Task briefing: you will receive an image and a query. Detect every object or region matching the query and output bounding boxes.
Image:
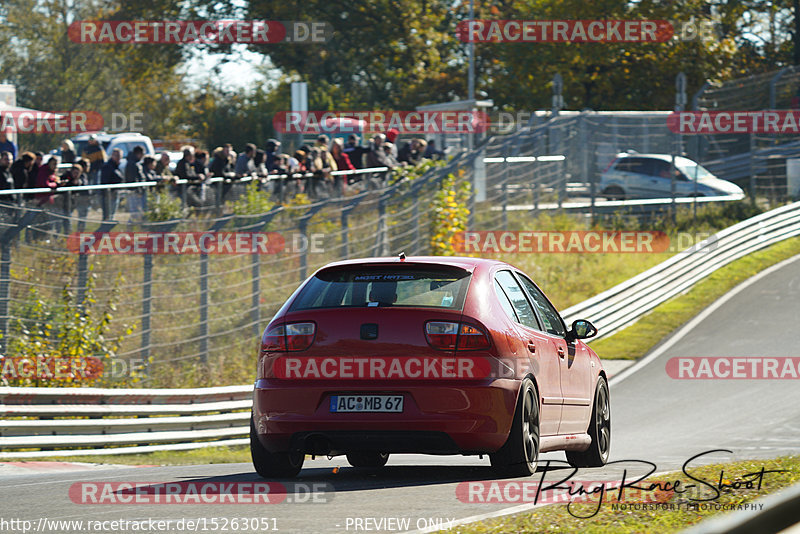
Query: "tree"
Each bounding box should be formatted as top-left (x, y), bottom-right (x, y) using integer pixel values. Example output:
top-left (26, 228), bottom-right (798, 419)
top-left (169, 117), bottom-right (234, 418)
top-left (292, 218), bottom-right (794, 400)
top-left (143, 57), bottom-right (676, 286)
top-left (0, 0), bottom-right (187, 151)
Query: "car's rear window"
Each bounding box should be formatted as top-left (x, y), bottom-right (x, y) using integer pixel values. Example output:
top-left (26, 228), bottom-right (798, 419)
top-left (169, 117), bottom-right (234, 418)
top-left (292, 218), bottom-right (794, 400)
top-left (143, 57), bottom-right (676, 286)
top-left (290, 266), bottom-right (471, 311)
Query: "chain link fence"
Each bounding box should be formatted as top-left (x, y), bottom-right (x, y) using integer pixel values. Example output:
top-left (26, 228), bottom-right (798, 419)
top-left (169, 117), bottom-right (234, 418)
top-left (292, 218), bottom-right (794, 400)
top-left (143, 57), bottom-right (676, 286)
top-left (0, 167), bottom-right (464, 387)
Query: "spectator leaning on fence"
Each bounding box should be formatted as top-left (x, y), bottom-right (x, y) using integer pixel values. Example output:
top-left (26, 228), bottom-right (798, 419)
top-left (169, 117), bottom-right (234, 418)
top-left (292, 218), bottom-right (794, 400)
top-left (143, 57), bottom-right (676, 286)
top-left (344, 134), bottom-right (364, 169)
top-left (366, 133), bottom-right (395, 169)
top-left (60, 139), bottom-right (76, 164)
top-left (62, 163), bottom-right (89, 231)
top-left (331, 138), bottom-right (354, 194)
top-left (0, 151), bottom-right (14, 190)
top-left (11, 152), bottom-right (34, 190)
top-left (253, 149), bottom-right (268, 177)
top-left (424, 138), bottom-right (444, 159)
top-left (155, 152), bottom-right (174, 179)
top-left (142, 156), bottom-right (157, 181)
top-left (29, 152), bottom-right (44, 188)
top-left (265, 139), bottom-right (281, 173)
top-left (73, 159), bottom-right (91, 208)
top-left (100, 148), bottom-right (123, 220)
top-left (35, 156), bottom-right (60, 206)
top-left (398, 138), bottom-right (426, 165)
top-left (82, 134), bottom-right (106, 185)
top-left (0, 132), bottom-right (17, 160)
top-left (235, 143), bottom-right (256, 178)
top-left (210, 145), bottom-right (235, 178)
top-left (385, 128), bottom-right (399, 159)
top-left (175, 146), bottom-right (199, 180)
top-left (125, 145), bottom-right (146, 220)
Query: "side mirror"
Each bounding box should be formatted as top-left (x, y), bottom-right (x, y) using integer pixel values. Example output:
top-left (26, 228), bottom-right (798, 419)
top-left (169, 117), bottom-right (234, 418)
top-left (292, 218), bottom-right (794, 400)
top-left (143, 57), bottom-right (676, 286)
top-left (566, 319), bottom-right (597, 342)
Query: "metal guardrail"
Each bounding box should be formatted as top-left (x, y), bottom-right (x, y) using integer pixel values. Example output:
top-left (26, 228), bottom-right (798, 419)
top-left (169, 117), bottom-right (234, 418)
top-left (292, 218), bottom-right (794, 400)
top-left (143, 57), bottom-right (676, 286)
top-left (2, 202), bottom-right (800, 457)
top-left (0, 385), bottom-right (252, 458)
top-left (561, 200), bottom-right (800, 339)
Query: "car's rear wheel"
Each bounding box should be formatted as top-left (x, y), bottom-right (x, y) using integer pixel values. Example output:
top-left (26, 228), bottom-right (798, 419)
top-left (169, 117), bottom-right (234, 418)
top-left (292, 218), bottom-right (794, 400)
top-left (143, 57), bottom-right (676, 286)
top-left (566, 377), bottom-right (611, 468)
top-left (490, 378), bottom-right (539, 476)
top-left (346, 452), bottom-right (389, 468)
top-left (601, 186), bottom-right (625, 200)
top-left (250, 415), bottom-right (304, 478)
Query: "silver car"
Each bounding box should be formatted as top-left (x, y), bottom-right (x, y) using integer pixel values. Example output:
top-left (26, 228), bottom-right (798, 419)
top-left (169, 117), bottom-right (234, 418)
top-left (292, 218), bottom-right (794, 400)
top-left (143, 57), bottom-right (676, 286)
top-left (600, 153), bottom-right (744, 200)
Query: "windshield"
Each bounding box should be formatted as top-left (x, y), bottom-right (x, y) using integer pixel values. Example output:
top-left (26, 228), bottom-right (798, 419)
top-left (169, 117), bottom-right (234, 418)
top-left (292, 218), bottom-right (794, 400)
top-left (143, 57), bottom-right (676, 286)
top-left (290, 266), bottom-right (471, 311)
top-left (675, 159), bottom-right (717, 181)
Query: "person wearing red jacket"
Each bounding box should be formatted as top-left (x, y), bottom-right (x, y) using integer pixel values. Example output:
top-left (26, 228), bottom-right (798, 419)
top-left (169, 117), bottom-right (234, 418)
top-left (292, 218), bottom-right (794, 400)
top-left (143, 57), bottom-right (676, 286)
top-left (35, 156), bottom-right (60, 206)
top-left (331, 138), bottom-right (354, 196)
top-left (31, 156), bottom-right (61, 241)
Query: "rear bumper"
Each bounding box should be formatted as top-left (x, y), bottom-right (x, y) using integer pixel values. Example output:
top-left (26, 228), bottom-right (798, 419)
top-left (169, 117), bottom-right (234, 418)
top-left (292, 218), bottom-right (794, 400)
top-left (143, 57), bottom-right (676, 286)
top-left (252, 378), bottom-right (520, 455)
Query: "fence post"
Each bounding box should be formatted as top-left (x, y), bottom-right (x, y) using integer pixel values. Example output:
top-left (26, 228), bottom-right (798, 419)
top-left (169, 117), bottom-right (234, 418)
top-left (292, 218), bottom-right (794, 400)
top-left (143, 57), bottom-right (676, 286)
top-left (339, 193), bottom-right (368, 260)
top-left (198, 218), bottom-right (234, 364)
top-left (749, 133), bottom-right (757, 205)
top-left (502, 159), bottom-right (509, 231)
top-left (141, 253), bottom-right (152, 364)
top-left (373, 194), bottom-right (390, 256)
top-left (0, 244), bottom-right (10, 353)
top-left (64, 192), bottom-right (73, 234)
top-left (251, 208), bottom-right (282, 337)
top-left (297, 203), bottom-right (326, 281)
top-left (199, 252), bottom-right (209, 363)
top-left (581, 113), bottom-right (594, 225)
top-left (76, 222), bottom-right (117, 306)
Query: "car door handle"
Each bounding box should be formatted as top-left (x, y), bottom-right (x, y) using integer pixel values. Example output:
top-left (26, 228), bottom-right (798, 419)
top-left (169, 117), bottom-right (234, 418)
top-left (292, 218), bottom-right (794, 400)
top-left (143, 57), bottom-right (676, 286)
top-left (557, 346), bottom-right (565, 358)
top-left (527, 342), bottom-right (536, 353)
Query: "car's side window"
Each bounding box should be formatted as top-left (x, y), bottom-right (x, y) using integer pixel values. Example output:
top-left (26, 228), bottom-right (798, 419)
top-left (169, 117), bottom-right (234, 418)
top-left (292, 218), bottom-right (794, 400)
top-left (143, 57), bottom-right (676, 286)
top-left (494, 280), bottom-right (519, 323)
top-left (495, 271), bottom-right (540, 330)
top-left (650, 159), bottom-right (672, 178)
top-left (618, 157), bottom-right (652, 176)
top-left (515, 273), bottom-right (567, 337)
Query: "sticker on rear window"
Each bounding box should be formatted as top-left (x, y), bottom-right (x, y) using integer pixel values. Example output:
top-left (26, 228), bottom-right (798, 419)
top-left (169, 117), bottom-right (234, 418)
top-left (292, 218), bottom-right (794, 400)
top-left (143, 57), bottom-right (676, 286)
top-left (353, 274), bottom-right (416, 281)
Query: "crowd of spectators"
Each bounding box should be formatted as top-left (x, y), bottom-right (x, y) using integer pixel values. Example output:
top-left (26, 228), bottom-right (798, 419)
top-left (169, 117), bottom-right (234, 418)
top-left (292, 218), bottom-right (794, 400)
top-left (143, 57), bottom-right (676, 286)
top-left (0, 129), bottom-right (446, 235)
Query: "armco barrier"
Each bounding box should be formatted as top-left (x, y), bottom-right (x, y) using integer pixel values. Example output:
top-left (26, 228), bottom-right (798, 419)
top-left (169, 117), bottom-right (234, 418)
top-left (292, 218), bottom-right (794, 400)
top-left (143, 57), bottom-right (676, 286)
top-left (562, 200), bottom-right (800, 339)
top-left (0, 385), bottom-right (252, 458)
top-left (2, 202), bottom-right (800, 457)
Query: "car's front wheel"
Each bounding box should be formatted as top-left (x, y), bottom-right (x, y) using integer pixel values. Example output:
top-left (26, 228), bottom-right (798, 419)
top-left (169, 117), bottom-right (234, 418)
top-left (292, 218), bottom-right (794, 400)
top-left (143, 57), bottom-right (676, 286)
top-left (490, 378), bottom-right (539, 476)
top-left (566, 377), bottom-right (611, 468)
top-left (250, 415), bottom-right (304, 478)
top-left (346, 452), bottom-right (389, 468)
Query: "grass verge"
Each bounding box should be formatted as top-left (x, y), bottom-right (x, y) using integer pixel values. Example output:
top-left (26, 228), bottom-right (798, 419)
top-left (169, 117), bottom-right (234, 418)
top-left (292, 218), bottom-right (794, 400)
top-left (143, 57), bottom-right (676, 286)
top-left (445, 455), bottom-right (800, 534)
top-left (589, 235), bottom-right (800, 360)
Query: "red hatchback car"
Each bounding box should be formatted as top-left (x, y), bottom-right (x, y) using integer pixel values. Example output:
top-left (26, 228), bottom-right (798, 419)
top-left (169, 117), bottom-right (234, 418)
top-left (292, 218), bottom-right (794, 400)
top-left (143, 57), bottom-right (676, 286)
top-left (251, 256), bottom-right (610, 477)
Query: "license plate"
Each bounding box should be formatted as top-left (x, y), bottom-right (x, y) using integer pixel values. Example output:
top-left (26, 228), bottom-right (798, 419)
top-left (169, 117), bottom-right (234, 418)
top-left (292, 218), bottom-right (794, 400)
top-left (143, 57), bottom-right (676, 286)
top-left (329, 395), bottom-right (403, 413)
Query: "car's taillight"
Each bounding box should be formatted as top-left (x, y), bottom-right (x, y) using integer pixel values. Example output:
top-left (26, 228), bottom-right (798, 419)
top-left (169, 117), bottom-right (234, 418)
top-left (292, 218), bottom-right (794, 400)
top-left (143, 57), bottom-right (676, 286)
top-left (262, 324), bottom-right (286, 352)
top-left (425, 321), bottom-right (491, 351)
top-left (261, 322), bottom-right (316, 352)
top-left (602, 157), bottom-right (618, 173)
top-left (285, 322), bottom-right (315, 351)
top-left (457, 324), bottom-right (491, 350)
top-left (425, 321), bottom-right (459, 350)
